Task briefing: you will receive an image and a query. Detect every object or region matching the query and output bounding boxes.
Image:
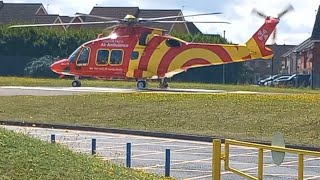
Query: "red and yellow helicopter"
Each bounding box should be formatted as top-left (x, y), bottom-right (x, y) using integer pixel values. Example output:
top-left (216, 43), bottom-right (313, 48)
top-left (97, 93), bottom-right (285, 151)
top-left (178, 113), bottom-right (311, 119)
top-left (10, 5), bottom-right (293, 89)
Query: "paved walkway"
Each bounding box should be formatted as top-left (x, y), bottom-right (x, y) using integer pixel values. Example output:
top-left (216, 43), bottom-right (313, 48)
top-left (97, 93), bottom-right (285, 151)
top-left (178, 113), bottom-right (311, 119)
top-left (2, 125), bottom-right (320, 180)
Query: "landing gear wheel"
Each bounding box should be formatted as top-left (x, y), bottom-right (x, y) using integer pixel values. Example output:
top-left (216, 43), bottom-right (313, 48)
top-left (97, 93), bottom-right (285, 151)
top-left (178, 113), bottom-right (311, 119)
top-left (159, 82), bottom-right (168, 89)
top-left (72, 80), bottom-right (81, 87)
top-left (159, 78), bottom-right (169, 89)
top-left (137, 80), bottom-right (146, 90)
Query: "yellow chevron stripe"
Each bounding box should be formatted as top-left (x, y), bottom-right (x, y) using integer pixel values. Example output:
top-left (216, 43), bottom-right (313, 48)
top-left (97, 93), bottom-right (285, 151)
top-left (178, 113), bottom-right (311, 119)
top-left (246, 38), bottom-right (262, 59)
top-left (168, 48), bottom-right (223, 72)
top-left (223, 45), bottom-right (251, 62)
top-left (147, 39), bottom-right (171, 74)
top-left (126, 42), bottom-right (146, 78)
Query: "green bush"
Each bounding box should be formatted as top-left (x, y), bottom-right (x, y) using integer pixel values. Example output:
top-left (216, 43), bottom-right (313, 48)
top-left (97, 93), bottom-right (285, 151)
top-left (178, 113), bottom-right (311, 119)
top-left (24, 55), bottom-right (58, 77)
top-left (0, 26), bottom-right (99, 57)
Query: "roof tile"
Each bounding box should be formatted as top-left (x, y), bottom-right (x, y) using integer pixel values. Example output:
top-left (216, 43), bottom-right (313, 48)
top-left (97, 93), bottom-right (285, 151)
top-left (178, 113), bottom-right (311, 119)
top-left (0, 2), bottom-right (44, 24)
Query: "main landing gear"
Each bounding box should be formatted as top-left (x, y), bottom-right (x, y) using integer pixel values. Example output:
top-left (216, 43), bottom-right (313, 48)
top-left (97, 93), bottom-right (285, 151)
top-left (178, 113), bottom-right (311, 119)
top-left (72, 76), bottom-right (81, 87)
top-left (159, 78), bottom-right (169, 89)
top-left (136, 78), bottom-right (169, 90)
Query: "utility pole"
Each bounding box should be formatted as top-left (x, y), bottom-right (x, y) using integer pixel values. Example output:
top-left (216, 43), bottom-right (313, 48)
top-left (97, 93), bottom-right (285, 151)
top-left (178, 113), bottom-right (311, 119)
top-left (222, 30), bottom-right (226, 84)
top-left (46, 4), bottom-right (49, 13)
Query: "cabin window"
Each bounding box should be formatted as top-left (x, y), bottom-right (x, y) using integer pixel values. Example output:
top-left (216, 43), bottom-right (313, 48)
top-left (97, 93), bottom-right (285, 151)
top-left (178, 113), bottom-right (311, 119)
top-left (166, 39), bottom-right (181, 47)
top-left (69, 46), bottom-right (81, 63)
top-left (110, 50), bottom-right (123, 65)
top-left (131, 51), bottom-right (139, 60)
top-left (139, 32), bottom-right (151, 46)
top-left (96, 50), bottom-right (109, 65)
top-left (77, 47), bottom-right (90, 65)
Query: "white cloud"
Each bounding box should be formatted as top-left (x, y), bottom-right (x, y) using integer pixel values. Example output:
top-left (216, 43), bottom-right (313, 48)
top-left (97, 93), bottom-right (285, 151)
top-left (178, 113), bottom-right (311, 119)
top-left (4, 0), bottom-right (320, 45)
top-left (184, 0), bottom-right (319, 45)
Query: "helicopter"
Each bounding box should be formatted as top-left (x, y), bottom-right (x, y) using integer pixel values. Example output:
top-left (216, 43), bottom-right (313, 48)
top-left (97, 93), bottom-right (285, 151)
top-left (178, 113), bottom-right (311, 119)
top-left (9, 5), bottom-right (293, 89)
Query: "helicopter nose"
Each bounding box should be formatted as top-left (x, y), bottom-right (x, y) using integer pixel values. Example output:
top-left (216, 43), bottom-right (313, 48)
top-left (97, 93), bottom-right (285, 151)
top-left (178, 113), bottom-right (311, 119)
top-left (50, 59), bottom-right (70, 74)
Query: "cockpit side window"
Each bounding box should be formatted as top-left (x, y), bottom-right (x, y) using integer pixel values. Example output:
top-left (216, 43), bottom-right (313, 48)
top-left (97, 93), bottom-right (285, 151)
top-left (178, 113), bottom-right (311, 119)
top-left (77, 47), bottom-right (90, 65)
top-left (166, 39), bottom-right (181, 48)
top-left (69, 46), bottom-right (81, 63)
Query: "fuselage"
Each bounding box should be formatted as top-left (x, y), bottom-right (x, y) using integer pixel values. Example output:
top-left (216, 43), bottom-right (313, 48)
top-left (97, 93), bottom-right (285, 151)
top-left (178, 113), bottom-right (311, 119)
top-left (51, 22), bottom-right (275, 79)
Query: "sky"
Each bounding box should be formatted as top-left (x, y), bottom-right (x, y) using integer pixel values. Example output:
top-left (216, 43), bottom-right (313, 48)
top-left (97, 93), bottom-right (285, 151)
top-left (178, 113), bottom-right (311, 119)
top-left (5, 0), bottom-right (320, 45)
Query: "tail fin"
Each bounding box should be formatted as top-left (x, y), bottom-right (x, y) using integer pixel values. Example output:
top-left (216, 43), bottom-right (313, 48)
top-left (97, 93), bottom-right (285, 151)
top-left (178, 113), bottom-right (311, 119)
top-left (245, 17), bottom-right (279, 59)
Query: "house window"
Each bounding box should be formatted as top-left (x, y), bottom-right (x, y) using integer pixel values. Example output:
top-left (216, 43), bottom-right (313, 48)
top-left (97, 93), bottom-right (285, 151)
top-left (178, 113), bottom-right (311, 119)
top-left (96, 50), bottom-right (109, 65)
top-left (131, 51), bottom-right (139, 60)
top-left (110, 50), bottom-right (123, 65)
top-left (77, 47), bottom-right (90, 65)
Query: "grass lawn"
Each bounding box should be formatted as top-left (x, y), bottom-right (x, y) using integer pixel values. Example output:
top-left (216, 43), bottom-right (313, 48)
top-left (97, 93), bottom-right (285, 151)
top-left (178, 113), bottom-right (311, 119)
top-left (0, 128), bottom-right (171, 180)
top-left (0, 76), bottom-right (319, 94)
top-left (0, 93), bottom-right (319, 147)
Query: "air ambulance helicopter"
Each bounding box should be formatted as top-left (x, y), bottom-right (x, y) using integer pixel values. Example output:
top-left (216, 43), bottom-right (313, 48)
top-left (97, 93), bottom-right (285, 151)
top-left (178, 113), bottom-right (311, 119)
top-left (10, 5), bottom-right (293, 89)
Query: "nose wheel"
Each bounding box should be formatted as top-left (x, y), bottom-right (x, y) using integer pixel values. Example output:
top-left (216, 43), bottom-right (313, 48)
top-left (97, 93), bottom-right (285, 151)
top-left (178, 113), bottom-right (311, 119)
top-left (72, 80), bottom-right (81, 87)
top-left (137, 80), bottom-right (147, 90)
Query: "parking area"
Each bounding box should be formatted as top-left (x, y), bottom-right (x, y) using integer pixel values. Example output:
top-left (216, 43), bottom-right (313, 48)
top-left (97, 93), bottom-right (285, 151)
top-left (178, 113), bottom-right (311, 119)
top-left (2, 125), bottom-right (320, 180)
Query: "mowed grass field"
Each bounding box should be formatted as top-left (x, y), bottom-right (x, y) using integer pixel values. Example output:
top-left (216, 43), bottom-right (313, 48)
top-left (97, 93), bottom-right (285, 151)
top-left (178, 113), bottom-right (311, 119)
top-left (0, 128), bottom-right (171, 180)
top-left (0, 86), bottom-right (320, 147)
top-left (0, 76), bottom-right (319, 94)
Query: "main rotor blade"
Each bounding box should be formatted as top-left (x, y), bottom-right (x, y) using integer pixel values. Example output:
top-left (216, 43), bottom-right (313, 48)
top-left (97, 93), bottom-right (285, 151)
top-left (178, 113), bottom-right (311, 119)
top-left (75, 13), bottom-right (120, 21)
top-left (252, 8), bottom-right (268, 18)
top-left (278, 4), bottom-right (294, 18)
top-left (9, 21), bottom-right (119, 28)
top-left (142, 12), bottom-right (222, 21)
top-left (104, 24), bottom-right (120, 30)
top-left (149, 20), bottom-right (231, 24)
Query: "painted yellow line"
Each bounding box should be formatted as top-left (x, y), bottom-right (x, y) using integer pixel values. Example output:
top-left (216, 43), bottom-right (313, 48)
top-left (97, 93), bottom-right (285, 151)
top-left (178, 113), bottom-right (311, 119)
top-left (103, 157), bottom-right (183, 162)
top-left (243, 172), bottom-right (316, 177)
top-left (176, 152), bottom-right (211, 155)
top-left (141, 157), bottom-right (212, 170)
top-left (104, 139), bottom-right (175, 152)
top-left (186, 174), bottom-right (212, 180)
top-left (222, 157), bottom-right (320, 175)
top-left (305, 175), bottom-right (320, 180)
top-left (281, 165), bottom-right (320, 168)
top-left (136, 167), bottom-right (211, 173)
top-left (130, 146), bottom-right (210, 159)
top-left (132, 157), bottom-right (182, 162)
top-left (230, 151), bottom-right (259, 157)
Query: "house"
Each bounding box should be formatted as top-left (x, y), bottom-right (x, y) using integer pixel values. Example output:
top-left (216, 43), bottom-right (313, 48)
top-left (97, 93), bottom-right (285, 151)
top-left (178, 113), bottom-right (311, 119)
top-left (34, 14), bottom-right (66, 30)
top-left (138, 9), bottom-right (188, 34)
top-left (245, 44), bottom-right (296, 82)
top-left (281, 5), bottom-right (320, 88)
top-left (0, 1), bottom-right (47, 24)
top-left (0, 1), bottom-right (73, 30)
top-left (0, 1), bottom-right (202, 34)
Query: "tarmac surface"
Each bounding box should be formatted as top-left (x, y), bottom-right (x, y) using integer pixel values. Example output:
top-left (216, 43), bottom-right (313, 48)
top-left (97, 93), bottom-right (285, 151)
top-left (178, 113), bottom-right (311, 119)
top-left (0, 86), bottom-right (266, 96)
top-left (2, 125), bottom-right (320, 180)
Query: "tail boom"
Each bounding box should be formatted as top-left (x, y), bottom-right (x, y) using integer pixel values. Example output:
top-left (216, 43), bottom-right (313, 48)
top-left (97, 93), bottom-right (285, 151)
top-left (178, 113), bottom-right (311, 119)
top-left (245, 17), bottom-right (279, 59)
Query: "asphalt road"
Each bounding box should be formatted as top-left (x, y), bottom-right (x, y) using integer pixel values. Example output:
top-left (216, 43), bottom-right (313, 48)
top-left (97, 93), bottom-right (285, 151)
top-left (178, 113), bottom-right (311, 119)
top-left (0, 86), bottom-right (263, 96)
top-left (2, 125), bottom-right (320, 180)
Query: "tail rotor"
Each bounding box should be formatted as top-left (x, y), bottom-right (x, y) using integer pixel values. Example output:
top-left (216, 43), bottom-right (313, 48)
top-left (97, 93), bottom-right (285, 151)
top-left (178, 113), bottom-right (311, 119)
top-left (251, 4), bottom-right (294, 44)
